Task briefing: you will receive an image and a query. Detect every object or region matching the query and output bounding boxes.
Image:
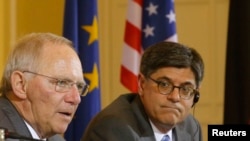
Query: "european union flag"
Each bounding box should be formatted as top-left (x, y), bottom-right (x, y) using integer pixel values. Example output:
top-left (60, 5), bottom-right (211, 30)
top-left (63, 0), bottom-right (101, 141)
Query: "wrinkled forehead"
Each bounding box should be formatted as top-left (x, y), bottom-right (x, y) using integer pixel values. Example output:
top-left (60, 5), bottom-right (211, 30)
top-left (39, 43), bottom-right (82, 73)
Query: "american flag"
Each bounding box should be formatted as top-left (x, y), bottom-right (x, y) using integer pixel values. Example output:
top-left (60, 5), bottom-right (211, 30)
top-left (120, 0), bottom-right (178, 92)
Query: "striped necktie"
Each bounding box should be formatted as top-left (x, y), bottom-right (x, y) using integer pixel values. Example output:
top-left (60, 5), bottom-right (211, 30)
top-left (161, 135), bottom-right (170, 141)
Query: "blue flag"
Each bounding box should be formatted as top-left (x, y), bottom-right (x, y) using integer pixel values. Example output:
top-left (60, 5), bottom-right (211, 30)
top-left (63, 0), bottom-right (101, 141)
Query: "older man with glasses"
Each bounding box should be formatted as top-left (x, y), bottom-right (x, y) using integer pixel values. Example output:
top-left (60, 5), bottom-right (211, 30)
top-left (0, 32), bottom-right (89, 141)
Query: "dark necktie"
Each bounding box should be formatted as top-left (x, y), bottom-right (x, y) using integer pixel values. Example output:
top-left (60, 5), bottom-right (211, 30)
top-left (161, 135), bottom-right (170, 141)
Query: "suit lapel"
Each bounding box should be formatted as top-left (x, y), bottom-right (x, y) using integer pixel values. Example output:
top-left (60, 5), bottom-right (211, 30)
top-left (2, 98), bottom-right (32, 137)
top-left (131, 95), bottom-right (156, 141)
top-left (173, 126), bottom-right (192, 141)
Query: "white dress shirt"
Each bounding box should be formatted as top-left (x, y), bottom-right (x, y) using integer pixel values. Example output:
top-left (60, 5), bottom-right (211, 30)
top-left (24, 120), bottom-right (47, 141)
top-left (149, 119), bottom-right (173, 141)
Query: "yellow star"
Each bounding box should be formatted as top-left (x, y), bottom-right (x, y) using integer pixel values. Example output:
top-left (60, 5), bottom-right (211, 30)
top-left (84, 63), bottom-right (99, 92)
top-left (82, 16), bottom-right (98, 45)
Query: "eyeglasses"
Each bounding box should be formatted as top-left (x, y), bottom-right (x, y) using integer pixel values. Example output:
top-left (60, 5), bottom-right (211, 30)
top-left (23, 71), bottom-right (89, 96)
top-left (148, 77), bottom-right (197, 100)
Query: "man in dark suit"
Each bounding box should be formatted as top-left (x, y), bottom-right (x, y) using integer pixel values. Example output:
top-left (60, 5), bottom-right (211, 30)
top-left (0, 33), bottom-right (89, 141)
top-left (81, 41), bottom-right (203, 141)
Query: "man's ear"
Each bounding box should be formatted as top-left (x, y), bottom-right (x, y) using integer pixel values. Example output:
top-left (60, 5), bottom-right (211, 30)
top-left (11, 71), bottom-right (28, 99)
top-left (138, 73), bottom-right (145, 95)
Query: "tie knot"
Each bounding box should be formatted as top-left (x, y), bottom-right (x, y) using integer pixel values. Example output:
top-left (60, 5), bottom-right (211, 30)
top-left (161, 135), bottom-right (170, 141)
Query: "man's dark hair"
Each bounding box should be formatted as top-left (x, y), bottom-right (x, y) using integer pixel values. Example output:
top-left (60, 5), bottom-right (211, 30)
top-left (140, 41), bottom-right (204, 87)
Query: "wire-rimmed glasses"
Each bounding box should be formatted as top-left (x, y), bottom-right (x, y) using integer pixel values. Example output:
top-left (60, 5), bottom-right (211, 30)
top-left (23, 71), bottom-right (89, 96)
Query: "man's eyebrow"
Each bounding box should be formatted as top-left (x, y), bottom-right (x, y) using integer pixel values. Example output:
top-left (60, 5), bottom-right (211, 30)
top-left (157, 76), bottom-right (195, 86)
top-left (54, 77), bottom-right (84, 83)
top-left (156, 76), bottom-right (171, 81)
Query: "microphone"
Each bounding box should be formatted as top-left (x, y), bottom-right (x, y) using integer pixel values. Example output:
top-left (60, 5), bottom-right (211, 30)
top-left (0, 127), bottom-right (43, 141)
top-left (0, 129), bottom-right (4, 141)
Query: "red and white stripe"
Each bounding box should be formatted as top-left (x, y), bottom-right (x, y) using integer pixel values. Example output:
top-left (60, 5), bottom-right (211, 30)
top-left (121, 0), bottom-right (143, 92)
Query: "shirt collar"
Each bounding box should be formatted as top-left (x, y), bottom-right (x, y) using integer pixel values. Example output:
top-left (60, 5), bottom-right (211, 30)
top-left (24, 120), bottom-right (47, 141)
top-left (149, 119), bottom-right (172, 141)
